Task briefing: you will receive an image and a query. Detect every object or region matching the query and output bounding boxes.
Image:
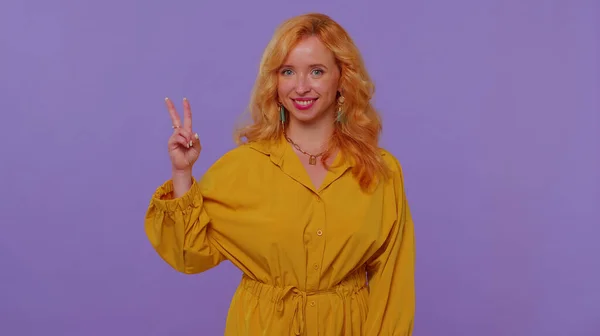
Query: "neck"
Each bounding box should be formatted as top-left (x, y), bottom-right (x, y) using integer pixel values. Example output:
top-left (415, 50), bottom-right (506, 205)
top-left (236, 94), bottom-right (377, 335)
top-left (285, 118), bottom-right (335, 153)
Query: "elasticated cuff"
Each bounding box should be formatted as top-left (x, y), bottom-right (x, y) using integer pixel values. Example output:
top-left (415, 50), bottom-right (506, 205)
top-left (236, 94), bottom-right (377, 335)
top-left (150, 177), bottom-right (203, 212)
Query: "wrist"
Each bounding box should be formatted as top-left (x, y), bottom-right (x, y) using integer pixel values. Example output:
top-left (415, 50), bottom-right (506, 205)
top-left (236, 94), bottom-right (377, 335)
top-left (172, 168), bottom-right (192, 177)
top-left (171, 168), bottom-right (193, 198)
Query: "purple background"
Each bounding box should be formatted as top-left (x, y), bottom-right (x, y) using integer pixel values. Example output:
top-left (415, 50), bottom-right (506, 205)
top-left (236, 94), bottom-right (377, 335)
top-left (1, 0), bottom-right (599, 335)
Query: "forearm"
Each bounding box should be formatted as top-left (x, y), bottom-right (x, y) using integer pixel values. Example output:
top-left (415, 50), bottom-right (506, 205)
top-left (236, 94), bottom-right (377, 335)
top-left (145, 177), bottom-right (225, 274)
top-left (172, 169), bottom-right (193, 198)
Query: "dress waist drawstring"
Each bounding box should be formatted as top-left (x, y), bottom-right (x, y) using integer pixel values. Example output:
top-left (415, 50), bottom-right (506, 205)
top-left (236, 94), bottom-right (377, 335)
top-left (240, 270), bottom-right (367, 335)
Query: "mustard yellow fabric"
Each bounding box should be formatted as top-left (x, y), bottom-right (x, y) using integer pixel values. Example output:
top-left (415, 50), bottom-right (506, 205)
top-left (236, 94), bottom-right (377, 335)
top-left (145, 135), bottom-right (416, 335)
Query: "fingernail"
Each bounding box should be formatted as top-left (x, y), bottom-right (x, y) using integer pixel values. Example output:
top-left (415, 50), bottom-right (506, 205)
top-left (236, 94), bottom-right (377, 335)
top-left (165, 97), bottom-right (169, 101)
top-left (183, 97), bottom-right (188, 101)
top-left (194, 133), bottom-right (199, 139)
top-left (189, 140), bottom-right (193, 147)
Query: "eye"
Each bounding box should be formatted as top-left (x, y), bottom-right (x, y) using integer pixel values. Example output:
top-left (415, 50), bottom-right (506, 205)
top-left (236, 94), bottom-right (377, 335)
top-left (312, 69), bottom-right (324, 76)
top-left (281, 69), bottom-right (294, 76)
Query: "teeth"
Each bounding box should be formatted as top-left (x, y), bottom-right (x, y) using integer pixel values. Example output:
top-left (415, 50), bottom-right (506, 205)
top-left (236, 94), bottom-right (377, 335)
top-left (295, 100), bottom-right (314, 106)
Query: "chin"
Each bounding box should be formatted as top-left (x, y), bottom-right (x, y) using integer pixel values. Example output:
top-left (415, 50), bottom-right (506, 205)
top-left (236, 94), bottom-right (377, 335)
top-left (291, 111), bottom-right (316, 122)
top-left (289, 110), bottom-right (325, 124)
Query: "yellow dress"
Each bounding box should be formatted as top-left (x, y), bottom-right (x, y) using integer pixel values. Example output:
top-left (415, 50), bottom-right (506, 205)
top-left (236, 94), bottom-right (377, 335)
top-left (145, 136), bottom-right (416, 335)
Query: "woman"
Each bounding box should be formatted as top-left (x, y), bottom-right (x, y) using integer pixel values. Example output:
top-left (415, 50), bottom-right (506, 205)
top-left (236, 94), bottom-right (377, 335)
top-left (145, 12), bottom-right (415, 335)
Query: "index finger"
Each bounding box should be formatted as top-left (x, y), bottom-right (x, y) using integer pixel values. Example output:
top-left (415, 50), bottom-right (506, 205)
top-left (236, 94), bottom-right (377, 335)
top-left (165, 97), bottom-right (181, 127)
top-left (183, 97), bottom-right (192, 131)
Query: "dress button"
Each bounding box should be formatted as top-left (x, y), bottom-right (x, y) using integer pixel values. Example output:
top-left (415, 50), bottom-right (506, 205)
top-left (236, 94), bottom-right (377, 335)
top-left (310, 301), bottom-right (316, 307)
top-left (316, 229), bottom-right (323, 236)
top-left (313, 264), bottom-right (319, 270)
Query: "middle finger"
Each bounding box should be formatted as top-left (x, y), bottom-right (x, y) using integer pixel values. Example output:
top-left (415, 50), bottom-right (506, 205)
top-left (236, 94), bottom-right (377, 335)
top-left (183, 98), bottom-right (192, 132)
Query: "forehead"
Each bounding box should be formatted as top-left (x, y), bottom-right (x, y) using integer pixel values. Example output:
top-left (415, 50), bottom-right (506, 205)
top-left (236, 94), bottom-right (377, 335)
top-left (283, 36), bottom-right (336, 66)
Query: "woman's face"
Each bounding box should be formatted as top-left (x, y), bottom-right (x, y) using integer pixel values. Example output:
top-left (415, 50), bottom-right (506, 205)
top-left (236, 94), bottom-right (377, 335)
top-left (277, 36), bottom-right (340, 125)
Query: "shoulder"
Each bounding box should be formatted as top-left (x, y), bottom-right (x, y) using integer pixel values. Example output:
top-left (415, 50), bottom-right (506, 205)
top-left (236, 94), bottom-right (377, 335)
top-left (376, 147), bottom-right (409, 192)
top-left (214, 143), bottom-right (258, 163)
top-left (377, 148), bottom-right (411, 204)
top-left (205, 143), bottom-right (263, 174)
top-left (202, 140), bottom-right (275, 178)
top-left (198, 143), bottom-right (266, 192)
top-left (378, 148), bottom-right (404, 175)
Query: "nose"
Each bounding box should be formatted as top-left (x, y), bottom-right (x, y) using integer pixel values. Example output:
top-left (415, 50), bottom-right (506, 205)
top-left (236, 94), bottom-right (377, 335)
top-left (294, 75), bottom-right (311, 95)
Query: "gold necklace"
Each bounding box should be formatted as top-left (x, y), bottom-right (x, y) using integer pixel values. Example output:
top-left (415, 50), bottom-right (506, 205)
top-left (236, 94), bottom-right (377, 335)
top-left (283, 131), bottom-right (326, 165)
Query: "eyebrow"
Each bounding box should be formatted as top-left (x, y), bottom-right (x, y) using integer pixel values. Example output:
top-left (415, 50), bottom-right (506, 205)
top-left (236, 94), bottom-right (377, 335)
top-left (280, 63), bottom-right (329, 69)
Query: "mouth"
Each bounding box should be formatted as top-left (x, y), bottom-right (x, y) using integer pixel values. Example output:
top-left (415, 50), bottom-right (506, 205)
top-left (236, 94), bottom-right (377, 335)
top-left (292, 98), bottom-right (318, 110)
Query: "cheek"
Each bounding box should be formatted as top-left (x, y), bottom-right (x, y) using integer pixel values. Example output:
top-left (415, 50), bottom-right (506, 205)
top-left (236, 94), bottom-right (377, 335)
top-left (277, 80), bottom-right (294, 97)
top-left (313, 80), bottom-right (338, 100)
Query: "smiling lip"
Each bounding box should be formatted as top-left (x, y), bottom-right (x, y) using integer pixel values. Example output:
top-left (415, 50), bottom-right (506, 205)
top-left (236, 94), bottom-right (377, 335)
top-left (292, 98), bottom-right (318, 110)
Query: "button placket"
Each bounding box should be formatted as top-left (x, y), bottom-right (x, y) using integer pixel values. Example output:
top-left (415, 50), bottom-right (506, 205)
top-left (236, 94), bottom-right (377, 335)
top-left (306, 192), bottom-right (326, 292)
top-left (304, 192), bottom-right (328, 334)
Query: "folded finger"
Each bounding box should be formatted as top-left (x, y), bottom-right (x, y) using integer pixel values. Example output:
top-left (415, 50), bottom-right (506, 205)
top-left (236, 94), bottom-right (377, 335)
top-left (174, 127), bottom-right (193, 142)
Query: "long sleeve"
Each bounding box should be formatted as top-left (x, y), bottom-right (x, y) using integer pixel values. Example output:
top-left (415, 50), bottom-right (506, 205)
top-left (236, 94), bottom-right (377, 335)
top-left (144, 177), bottom-right (226, 274)
top-left (363, 158), bottom-right (416, 335)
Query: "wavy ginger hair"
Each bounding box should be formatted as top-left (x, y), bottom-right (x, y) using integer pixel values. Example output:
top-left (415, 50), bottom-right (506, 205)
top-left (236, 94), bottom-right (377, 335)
top-left (235, 13), bottom-right (390, 191)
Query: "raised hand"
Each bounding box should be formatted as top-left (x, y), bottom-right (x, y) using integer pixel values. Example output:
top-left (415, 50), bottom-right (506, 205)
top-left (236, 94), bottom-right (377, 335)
top-left (166, 97), bottom-right (201, 173)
